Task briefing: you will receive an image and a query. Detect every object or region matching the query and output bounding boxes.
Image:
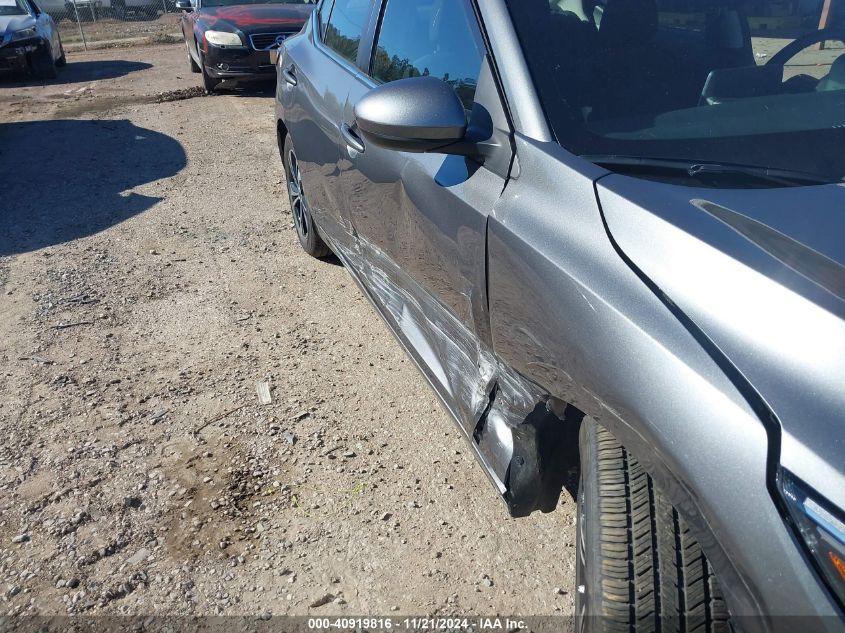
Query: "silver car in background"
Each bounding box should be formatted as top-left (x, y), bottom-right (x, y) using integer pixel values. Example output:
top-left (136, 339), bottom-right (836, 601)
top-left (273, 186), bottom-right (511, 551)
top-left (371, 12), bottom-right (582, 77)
top-left (275, 0), bottom-right (845, 630)
top-left (0, 0), bottom-right (64, 77)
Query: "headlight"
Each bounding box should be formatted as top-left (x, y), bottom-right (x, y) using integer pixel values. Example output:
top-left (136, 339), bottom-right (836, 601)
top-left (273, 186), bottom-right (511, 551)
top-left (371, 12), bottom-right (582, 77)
top-left (780, 469), bottom-right (845, 608)
top-left (11, 27), bottom-right (37, 40)
top-left (205, 30), bottom-right (242, 47)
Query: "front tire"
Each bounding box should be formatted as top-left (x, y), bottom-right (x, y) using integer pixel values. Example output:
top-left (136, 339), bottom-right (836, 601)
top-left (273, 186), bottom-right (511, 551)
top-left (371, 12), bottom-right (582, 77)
top-left (198, 46), bottom-right (219, 93)
top-left (282, 134), bottom-right (330, 259)
top-left (33, 46), bottom-right (57, 79)
top-left (576, 418), bottom-right (729, 633)
top-left (56, 39), bottom-right (66, 67)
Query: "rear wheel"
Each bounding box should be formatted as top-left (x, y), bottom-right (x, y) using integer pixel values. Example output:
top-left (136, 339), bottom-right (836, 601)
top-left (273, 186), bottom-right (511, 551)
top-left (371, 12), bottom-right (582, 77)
top-left (283, 134), bottom-right (330, 258)
top-left (576, 418), bottom-right (730, 633)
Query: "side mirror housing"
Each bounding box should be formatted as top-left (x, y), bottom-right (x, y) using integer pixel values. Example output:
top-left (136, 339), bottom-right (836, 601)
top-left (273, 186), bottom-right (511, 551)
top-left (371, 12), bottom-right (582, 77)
top-left (175, 0), bottom-right (192, 11)
top-left (354, 76), bottom-right (471, 155)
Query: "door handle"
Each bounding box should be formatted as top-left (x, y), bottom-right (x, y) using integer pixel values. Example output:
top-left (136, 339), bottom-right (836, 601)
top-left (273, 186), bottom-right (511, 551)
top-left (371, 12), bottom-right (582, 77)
top-left (282, 66), bottom-right (297, 86)
top-left (341, 122), bottom-right (365, 154)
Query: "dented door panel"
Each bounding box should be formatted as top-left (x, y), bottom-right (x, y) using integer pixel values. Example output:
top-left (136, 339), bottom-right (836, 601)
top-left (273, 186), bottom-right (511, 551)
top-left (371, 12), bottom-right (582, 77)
top-left (339, 84), bottom-right (496, 345)
top-left (323, 226), bottom-right (567, 517)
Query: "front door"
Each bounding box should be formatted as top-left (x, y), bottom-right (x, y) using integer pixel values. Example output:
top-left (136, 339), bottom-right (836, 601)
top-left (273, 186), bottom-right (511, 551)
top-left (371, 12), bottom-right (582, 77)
top-left (336, 0), bottom-right (514, 433)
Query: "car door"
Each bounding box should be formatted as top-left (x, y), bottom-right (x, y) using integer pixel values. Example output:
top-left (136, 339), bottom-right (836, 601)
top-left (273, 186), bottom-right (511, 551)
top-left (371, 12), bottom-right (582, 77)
top-left (278, 0), bottom-right (373, 255)
top-left (336, 0), bottom-right (515, 435)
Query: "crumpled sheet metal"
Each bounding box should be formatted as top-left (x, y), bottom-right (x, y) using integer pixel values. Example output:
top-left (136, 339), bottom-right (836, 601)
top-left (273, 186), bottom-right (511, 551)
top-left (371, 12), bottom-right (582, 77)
top-left (334, 236), bottom-right (557, 503)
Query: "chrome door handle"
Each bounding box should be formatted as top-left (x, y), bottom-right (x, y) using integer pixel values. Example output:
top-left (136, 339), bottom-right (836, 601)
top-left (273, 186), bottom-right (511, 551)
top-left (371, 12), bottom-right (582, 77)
top-left (341, 122), bottom-right (365, 154)
top-left (282, 66), bottom-right (297, 86)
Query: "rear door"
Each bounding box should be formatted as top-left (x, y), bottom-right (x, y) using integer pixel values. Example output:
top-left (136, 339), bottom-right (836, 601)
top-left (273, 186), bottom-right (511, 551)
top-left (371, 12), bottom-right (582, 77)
top-left (336, 0), bottom-right (515, 434)
top-left (278, 0), bottom-right (373, 253)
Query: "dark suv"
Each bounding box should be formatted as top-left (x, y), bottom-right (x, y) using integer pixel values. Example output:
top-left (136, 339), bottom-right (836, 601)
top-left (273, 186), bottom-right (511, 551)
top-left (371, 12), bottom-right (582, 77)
top-left (274, 0), bottom-right (845, 629)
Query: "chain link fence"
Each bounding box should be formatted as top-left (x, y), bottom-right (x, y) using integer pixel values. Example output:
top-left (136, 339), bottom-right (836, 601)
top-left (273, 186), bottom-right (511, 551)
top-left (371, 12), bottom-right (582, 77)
top-left (43, 0), bottom-right (181, 50)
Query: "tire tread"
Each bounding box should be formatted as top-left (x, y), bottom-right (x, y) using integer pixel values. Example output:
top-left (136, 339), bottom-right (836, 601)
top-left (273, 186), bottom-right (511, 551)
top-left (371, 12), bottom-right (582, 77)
top-left (585, 423), bottom-right (729, 633)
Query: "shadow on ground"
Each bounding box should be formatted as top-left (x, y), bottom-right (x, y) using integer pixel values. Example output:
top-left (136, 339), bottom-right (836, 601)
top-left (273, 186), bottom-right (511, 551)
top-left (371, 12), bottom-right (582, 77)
top-left (216, 79), bottom-right (276, 98)
top-left (0, 60), bottom-right (152, 86)
top-left (0, 118), bottom-right (186, 256)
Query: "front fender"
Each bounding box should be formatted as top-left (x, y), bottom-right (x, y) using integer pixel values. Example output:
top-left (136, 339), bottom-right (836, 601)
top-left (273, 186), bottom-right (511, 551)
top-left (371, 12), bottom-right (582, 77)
top-left (487, 135), bottom-right (834, 628)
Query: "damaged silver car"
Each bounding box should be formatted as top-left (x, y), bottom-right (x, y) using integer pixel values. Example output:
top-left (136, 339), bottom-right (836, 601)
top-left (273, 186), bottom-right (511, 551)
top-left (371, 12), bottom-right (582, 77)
top-left (275, 0), bottom-right (845, 629)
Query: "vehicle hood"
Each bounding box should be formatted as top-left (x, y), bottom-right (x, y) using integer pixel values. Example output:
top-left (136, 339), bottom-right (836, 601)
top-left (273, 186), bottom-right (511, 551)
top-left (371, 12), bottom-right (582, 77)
top-left (198, 3), bottom-right (312, 33)
top-left (0, 14), bottom-right (35, 35)
top-left (597, 178), bottom-right (845, 510)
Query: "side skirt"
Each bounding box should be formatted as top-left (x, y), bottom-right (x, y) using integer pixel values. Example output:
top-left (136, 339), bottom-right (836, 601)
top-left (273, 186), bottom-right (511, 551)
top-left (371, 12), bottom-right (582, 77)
top-left (319, 228), bottom-right (577, 517)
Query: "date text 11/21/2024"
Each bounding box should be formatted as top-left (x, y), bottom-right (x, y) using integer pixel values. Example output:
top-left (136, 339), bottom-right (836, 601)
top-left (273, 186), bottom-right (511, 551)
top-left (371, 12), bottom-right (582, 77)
top-left (307, 617), bottom-right (528, 630)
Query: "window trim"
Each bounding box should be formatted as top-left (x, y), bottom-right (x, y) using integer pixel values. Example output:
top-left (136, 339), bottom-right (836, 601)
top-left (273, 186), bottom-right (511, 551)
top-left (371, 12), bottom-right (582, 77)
top-left (365, 0), bottom-right (487, 89)
top-left (312, 0), bottom-right (378, 76)
top-left (363, 0), bottom-right (515, 128)
top-left (315, 0), bottom-right (334, 41)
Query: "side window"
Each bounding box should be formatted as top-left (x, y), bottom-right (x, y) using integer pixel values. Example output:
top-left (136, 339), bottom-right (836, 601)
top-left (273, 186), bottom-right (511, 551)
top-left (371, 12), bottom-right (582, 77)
top-left (323, 0), bottom-right (369, 64)
top-left (317, 0), bottom-right (334, 40)
top-left (370, 0), bottom-right (485, 110)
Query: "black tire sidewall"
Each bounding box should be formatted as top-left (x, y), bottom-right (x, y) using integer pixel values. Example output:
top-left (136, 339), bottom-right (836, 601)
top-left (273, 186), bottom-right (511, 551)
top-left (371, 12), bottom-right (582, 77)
top-left (34, 45), bottom-right (57, 79)
top-left (576, 418), bottom-right (605, 631)
top-left (198, 47), bottom-right (219, 93)
top-left (55, 39), bottom-right (66, 66)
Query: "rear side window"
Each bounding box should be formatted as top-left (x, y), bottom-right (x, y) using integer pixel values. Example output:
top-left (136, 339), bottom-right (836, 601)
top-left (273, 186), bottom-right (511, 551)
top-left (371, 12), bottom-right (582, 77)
top-left (323, 0), bottom-right (370, 64)
top-left (370, 0), bottom-right (485, 110)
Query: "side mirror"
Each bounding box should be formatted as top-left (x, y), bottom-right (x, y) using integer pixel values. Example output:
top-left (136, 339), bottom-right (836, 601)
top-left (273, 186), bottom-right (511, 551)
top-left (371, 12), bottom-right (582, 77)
top-left (175, 0), bottom-right (192, 11)
top-left (353, 76), bottom-right (470, 154)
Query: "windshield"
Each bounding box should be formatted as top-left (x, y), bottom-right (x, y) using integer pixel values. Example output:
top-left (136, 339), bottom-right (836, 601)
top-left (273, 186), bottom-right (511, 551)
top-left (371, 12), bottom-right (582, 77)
top-left (506, 0), bottom-right (845, 184)
top-left (201, 0), bottom-right (311, 7)
top-left (0, 0), bottom-right (29, 16)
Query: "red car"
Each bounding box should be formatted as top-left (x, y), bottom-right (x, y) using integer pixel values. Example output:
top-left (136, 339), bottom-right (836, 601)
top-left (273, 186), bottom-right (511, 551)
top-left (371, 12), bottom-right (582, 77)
top-left (177, 0), bottom-right (314, 92)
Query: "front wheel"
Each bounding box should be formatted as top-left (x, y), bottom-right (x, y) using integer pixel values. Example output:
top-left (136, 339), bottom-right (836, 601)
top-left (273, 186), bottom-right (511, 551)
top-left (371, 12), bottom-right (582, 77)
top-left (282, 134), bottom-right (330, 258)
top-left (33, 45), bottom-right (57, 79)
top-left (55, 38), bottom-right (66, 67)
top-left (576, 418), bottom-right (729, 633)
top-left (198, 47), bottom-right (219, 93)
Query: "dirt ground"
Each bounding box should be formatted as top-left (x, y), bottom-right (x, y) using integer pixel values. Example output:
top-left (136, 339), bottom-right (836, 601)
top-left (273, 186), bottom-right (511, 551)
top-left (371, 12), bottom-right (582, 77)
top-left (57, 13), bottom-right (182, 50)
top-left (0, 44), bottom-right (577, 618)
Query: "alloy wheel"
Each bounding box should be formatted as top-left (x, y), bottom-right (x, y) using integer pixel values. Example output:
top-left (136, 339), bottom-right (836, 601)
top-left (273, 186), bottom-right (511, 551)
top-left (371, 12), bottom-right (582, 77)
top-left (287, 149), bottom-right (309, 241)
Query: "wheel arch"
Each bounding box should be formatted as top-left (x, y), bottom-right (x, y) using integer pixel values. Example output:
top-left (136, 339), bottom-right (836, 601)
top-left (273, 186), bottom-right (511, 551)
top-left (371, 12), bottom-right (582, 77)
top-left (277, 119), bottom-right (289, 158)
top-left (481, 136), bottom-right (806, 620)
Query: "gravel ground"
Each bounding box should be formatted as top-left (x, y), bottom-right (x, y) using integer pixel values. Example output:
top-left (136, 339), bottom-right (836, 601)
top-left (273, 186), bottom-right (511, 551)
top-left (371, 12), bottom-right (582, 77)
top-left (56, 13), bottom-right (181, 50)
top-left (0, 44), bottom-right (577, 619)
